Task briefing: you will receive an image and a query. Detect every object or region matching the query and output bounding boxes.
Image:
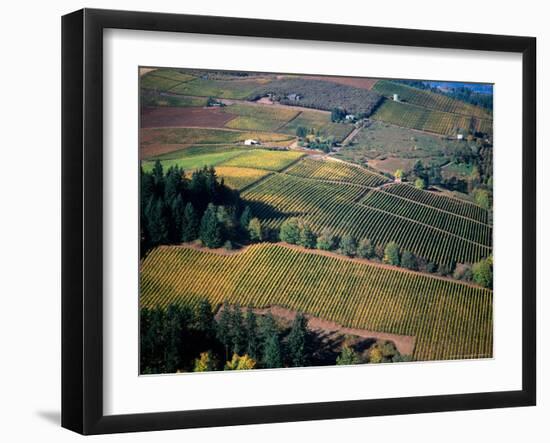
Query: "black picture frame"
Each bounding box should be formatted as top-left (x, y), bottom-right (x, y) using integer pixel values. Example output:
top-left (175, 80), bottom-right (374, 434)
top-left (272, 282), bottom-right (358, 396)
top-left (62, 8), bottom-right (537, 435)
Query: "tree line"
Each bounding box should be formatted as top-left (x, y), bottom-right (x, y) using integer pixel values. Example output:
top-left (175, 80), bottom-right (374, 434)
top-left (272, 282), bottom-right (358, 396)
top-left (278, 217), bottom-right (492, 288)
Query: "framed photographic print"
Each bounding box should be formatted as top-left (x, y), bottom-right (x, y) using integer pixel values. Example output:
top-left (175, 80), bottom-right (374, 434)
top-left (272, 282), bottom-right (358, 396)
top-left (62, 8), bottom-right (536, 435)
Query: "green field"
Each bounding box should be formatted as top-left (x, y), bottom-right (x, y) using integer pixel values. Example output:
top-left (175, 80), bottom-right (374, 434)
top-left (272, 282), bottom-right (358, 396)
top-left (140, 243), bottom-right (493, 361)
top-left (371, 99), bottom-right (492, 136)
top-left (142, 149), bottom-right (248, 172)
top-left (372, 80), bottom-right (492, 119)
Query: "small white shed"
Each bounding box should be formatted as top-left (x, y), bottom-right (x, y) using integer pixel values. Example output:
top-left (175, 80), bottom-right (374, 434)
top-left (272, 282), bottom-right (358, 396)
top-left (244, 139), bottom-right (260, 146)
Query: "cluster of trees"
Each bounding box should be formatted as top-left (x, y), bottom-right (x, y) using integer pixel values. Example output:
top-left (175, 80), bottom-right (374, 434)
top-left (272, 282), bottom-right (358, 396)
top-left (141, 300), bottom-right (410, 374)
top-left (141, 161), bottom-right (265, 256)
top-left (141, 301), bottom-right (319, 373)
top-left (295, 126), bottom-right (336, 153)
top-left (330, 107), bottom-right (348, 122)
top-left (401, 148), bottom-right (493, 211)
top-left (278, 218), bottom-right (492, 287)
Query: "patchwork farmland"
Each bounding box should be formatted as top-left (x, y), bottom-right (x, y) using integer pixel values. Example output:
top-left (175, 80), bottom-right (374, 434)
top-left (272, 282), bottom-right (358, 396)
top-left (139, 67), bottom-right (494, 372)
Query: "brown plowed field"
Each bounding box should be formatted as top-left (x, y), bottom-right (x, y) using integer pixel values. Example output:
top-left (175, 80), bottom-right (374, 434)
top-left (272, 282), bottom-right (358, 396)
top-left (305, 75), bottom-right (379, 90)
top-left (140, 106), bottom-right (236, 129)
top-left (140, 143), bottom-right (190, 160)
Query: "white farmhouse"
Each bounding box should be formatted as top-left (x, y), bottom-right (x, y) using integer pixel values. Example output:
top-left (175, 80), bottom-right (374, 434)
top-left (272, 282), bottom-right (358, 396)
top-left (456, 134), bottom-right (464, 140)
top-left (244, 139), bottom-right (260, 146)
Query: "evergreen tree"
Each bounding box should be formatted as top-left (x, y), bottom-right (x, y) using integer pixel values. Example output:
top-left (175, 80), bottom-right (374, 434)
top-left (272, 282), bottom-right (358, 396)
top-left (287, 313), bottom-right (308, 367)
top-left (164, 165), bottom-right (184, 204)
top-left (340, 234), bottom-right (357, 257)
top-left (244, 306), bottom-right (259, 360)
top-left (170, 194), bottom-right (185, 243)
top-left (279, 217), bottom-right (301, 244)
top-left (230, 304), bottom-right (245, 355)
top-left (384, 241), bottom-right (401, 266)
top-left (263, 333), bottom-right (282, 369)
top-left (164, 305), bottom-right (183, 373)
top-left (181, 202), bottom-right (199, 242)
top-left (259, 314), bottom-right (282, 368)
top-left (357, 238), bottom-right (374, 259)
top-left (239, 206), bottom-right (252, 238)
top-left (146, 197), bottom-right (169, 245)
top-left (217, 302), bottom-right (232, 361)
top-left (152, 160), bottom-right (164, 196)
top-left (200, 203), bottom-right (223, 248)
top-left (196, 299), bottom-right (215, 342)
top-left (298, 223), bottom-right (316, 249)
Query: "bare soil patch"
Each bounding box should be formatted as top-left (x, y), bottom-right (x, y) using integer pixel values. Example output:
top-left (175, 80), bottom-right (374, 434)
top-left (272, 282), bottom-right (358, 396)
top-left (141, 106), bottom-right (237, 129)
top-left (250, 305), bottom-right (416, 356)
top-left (140, 143), bottom-right (191, 160)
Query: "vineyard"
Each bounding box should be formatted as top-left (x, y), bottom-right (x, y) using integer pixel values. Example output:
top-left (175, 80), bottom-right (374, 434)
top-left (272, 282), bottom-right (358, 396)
top-left (382, 183), bottom-right (489, 224)
top-left (284, 157), bottom-right (389, 187)
top-left (241, 161), bottom-right (492, 265)
top-left (361, 189), bottom-right (492, 246)
top-left (372, 80), bottom-right (492, 119)
top-left (140, 243), bottom-right (493, 362)
top-left (140, 69), bottom-right (196, 91)
top-left (222, 103), bottom-right (300, 132)
top-left (371, 99), bottom-right (493, 136)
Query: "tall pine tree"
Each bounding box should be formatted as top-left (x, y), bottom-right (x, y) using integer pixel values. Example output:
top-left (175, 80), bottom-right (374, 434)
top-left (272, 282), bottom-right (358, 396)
top-left (287, 313), bottom-right (308, 367)
top-left (200, 203), bottom-right (223, 248)
top-left (244, 306), bottom-right (259, 360)
top-left (181, 202), bottom-right (199, 242)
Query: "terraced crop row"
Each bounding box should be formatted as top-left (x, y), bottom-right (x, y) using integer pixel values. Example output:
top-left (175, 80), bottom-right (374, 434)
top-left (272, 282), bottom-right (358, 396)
top-left (383, 183), bottom-right (489, 224)
top-left (285, 158), bottom-right (389, 187)
top-left (242, 174), bottom-right (491, 265)
top-left (372, 99), bottom-right (493, 136)
top-left (372, 80), bottom-right (492, 119)
top-left (362, 189), bottom-right (492, 246)
top-left (140, 243), bottom-right (493, 361)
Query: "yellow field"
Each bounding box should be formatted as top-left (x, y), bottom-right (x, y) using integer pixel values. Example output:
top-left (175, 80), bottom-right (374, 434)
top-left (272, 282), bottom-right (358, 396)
top-left (215, 166), bottom-right (272, 190)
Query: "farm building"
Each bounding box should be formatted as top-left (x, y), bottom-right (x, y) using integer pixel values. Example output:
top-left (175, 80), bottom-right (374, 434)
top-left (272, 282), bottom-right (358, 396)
top-left (345, 114), bottom-right (356, 121)
top-left (393, 94), bottom-right (400, 101)
top-left (456, 134), bottom-right (464, 140)
top-left (244, 139), bottom-right (260, 146)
